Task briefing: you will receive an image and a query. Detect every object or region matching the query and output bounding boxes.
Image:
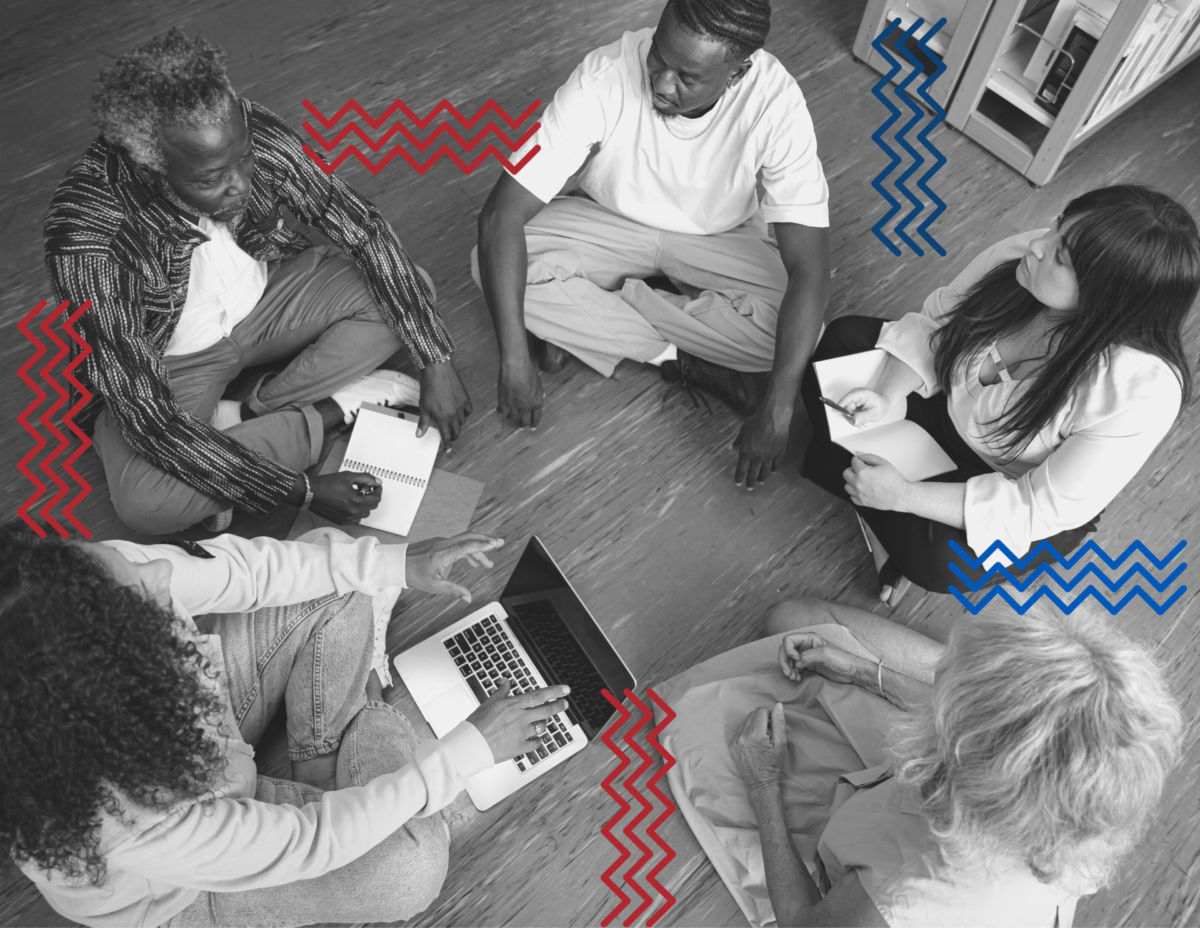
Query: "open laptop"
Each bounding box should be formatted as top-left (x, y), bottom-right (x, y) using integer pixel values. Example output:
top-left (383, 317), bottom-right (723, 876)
top-left (393, 536), bottom-right (636, 810)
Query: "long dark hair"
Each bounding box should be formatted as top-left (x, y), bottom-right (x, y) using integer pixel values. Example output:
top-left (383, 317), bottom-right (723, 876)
top-left (0, 523), bottom-right (225, 885)
top-left (932, 185), bottom-right (1199, 459)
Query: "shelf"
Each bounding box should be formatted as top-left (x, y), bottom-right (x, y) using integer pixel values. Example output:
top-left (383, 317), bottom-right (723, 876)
top-left (988, 39), bottom-right (1057, 125)
top-left (1072, 44), bottom-right (1200, 145)
top-left (882, 0), bottom-right (970, 56)
top-left (964, 107), bottom-right (1037, 172)
top-left (984, 2), bottom-right (1060, 127)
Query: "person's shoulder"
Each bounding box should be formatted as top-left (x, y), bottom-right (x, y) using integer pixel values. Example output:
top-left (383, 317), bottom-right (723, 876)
top-left (1093, 345), bottom-right (1185, 411)
top-left (573, 28), bottom-right (648, 86)
top-left (245, 98), bottom-right (303, 151)
top-left (742, 49), bottom-right (819, 141)
top-left (745, 48), bottom-right (809, 110)
top-left (45, 140), bottom-right (123, 253)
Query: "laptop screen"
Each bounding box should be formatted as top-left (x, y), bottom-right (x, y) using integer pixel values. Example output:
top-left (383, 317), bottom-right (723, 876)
top-left (499, 537), bottom-right (635, 737)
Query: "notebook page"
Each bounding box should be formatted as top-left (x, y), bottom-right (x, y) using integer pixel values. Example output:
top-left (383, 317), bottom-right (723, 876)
top-left (813, 349), bottom-right (907, 442)
top-left (339, 408), bottom-right (441, 536)
top-left (836, 420), bottom-right (956, 482)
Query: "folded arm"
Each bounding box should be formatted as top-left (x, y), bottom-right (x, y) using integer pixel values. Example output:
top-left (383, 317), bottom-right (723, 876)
top-left (768, 596), bottom-right (945, 682)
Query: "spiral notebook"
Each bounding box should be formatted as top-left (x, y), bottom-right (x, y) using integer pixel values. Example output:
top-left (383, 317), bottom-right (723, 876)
top-left (338, 405), bottom-right (441, 536)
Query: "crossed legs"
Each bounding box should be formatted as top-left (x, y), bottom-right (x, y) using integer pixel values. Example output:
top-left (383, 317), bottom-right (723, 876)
top-left (169, 591), bottom-right (448, 927)
top-left (93, 247), bottom-right (404, 535)
top-left (471, 196), bottom-right (788, 377)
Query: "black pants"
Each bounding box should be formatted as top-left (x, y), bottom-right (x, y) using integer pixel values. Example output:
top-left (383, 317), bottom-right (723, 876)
top-left (799, 316), bottom-right (1099, 593)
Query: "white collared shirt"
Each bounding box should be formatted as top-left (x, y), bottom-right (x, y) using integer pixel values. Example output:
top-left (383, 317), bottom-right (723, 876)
top-left (21, 532), bottom-right (493, 928)
top-left (164, 215), bottom-right (269, 357)
top-left (877, 231), bottom-right (1183, 558)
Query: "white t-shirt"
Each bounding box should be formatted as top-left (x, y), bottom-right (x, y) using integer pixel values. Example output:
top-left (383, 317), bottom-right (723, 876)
top-left (513, 28), bottom-right (829, 235)
top-left (164, 215), bottom-right (268, 357)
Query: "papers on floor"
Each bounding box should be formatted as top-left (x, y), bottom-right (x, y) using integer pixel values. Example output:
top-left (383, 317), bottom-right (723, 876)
top-left (813, 349), bottom-right (956, 483)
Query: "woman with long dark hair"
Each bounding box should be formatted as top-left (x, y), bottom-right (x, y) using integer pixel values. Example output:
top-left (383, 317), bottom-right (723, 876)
top-left (799, 184), bottom-right (1200, 604)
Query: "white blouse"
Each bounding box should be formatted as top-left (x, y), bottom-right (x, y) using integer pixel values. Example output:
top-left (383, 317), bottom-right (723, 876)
top-left (876, 231), bottom-right (1182, 559)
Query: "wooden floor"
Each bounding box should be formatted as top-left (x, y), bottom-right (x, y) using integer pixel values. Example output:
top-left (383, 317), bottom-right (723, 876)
top-left (2, 1), bottom-right (1199, 925)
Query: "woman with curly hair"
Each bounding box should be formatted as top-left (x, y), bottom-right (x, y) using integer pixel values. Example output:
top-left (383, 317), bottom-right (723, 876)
top-left (654, 596), bottom-right (1182, 926)
top-left (798, 184), bottom-right (1200, 605)
top-left (0, 523), bottom-right (569, 927)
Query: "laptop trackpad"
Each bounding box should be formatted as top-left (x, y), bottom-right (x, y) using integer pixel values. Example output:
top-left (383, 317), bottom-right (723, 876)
top-left (424, 684), bottom-right (476, 735)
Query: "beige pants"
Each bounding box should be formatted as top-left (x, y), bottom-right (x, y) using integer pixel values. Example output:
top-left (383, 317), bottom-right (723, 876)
top-left (471, 196), bottom-right (789, 376)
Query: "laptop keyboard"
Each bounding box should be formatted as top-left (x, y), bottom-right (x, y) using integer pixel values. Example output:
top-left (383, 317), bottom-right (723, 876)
top-left (444, 613), bottom-right (576, 773)
top-left (505, 599), bottom-right (613, 731)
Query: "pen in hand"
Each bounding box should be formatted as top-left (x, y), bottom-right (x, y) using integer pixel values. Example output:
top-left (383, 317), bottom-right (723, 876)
top-left (351, 475), bottom-right (381, 497)
top-left (819, 395), bottom-right (858, 424)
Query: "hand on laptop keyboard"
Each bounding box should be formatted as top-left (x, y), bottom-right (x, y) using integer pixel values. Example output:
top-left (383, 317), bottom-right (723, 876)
top-left (466, 679), bottom-right (571, 763)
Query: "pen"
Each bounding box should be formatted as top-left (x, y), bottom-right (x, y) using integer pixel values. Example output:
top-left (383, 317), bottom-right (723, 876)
top-left (820, 395), bottom-right (857, 422)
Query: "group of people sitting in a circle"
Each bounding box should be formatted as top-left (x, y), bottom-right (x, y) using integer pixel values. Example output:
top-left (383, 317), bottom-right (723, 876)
top-left (5, 0), bottom-right (1198, 925)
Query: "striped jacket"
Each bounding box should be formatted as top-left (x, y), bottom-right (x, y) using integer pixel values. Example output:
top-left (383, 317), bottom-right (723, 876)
top-left (44, 99), bottom-right (454, 515)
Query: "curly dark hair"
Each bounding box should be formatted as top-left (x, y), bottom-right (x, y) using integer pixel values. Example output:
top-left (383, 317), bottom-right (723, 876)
top-left (91, 27), bottom-right (235, 171)
top-left (671, 0), bottom-right (771, 61)
top-left (0, 522), bottom-right (226, 885)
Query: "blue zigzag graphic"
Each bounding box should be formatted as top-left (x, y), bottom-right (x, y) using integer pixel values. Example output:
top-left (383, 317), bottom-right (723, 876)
top-left (869, 20), bottom-right (906, 256)
top-left (911, 25), bottom-right (948, 256)
top-left (892, 27), bottom-right (929, 255)
top-left (869, 18), bottom-right (948, 256)
top-left (947, 539), bottom-right (1188, 616)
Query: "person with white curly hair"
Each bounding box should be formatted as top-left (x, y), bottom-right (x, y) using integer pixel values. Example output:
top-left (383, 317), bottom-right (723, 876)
top-left (47, 28), bottom-right (473, 536)
top-left (655, 597), bottom-right (1182, 926)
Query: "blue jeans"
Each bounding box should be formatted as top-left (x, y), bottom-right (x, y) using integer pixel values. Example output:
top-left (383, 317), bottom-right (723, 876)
top-left (166, 591), bottom-right (448, 927)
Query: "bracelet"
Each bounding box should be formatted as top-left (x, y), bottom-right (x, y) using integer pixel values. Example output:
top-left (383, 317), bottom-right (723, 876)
top-left (876, 658), bottom-right (886, 700)
top-left (299, 472), bottom-right (314, 511)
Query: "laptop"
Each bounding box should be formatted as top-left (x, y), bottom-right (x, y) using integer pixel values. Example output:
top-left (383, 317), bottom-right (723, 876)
top-left (393, 536), bottom-right (636, 810)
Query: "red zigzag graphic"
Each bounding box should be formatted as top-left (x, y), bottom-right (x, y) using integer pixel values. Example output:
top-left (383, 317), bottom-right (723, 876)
top-left (61, 303), bottom-right (94, 537)
top-left (300, 98), bottom-right (542, 175)
top-left (620, 694), bottom-right (657, 926)
top-left (600, 693), bottom-right (634, 926)
top-left (17, 300), bottom-right (93, 538)
top-left (643, 690), bottom-right (678, 927)
top-left (17, 301), bottom-right (50, 537)
top-left (600, 687), bottom-right (678, 926)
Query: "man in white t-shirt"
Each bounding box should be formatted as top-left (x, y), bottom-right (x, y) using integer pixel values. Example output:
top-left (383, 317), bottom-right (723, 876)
top-left (474, 0), bottom-right (830, 486)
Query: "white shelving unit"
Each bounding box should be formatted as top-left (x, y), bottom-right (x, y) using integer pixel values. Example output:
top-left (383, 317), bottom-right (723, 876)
top-left (946, 0), bottom-right (1200, 185)
top-left (853, 0), bottom-right (995, 108)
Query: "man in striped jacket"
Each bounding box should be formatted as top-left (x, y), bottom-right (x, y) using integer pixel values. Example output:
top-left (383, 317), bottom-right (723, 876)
top-left (45, 29), bottom-right (472, 535)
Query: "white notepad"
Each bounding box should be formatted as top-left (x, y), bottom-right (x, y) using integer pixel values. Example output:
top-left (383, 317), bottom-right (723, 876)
top-left (814, 349), bottom-right (956, 482)
top-left (339, 405), bottom-right (441, 536)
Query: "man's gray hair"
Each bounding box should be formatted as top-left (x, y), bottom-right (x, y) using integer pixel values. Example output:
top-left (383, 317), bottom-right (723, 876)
top-left (91, 28), bottom-right (235, 172)
top-left (890, 598), bottom-right (1181, 892)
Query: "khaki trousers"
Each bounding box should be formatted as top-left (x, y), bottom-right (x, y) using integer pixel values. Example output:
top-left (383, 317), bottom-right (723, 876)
top-left (471, 196), bottom-right (789, 376)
